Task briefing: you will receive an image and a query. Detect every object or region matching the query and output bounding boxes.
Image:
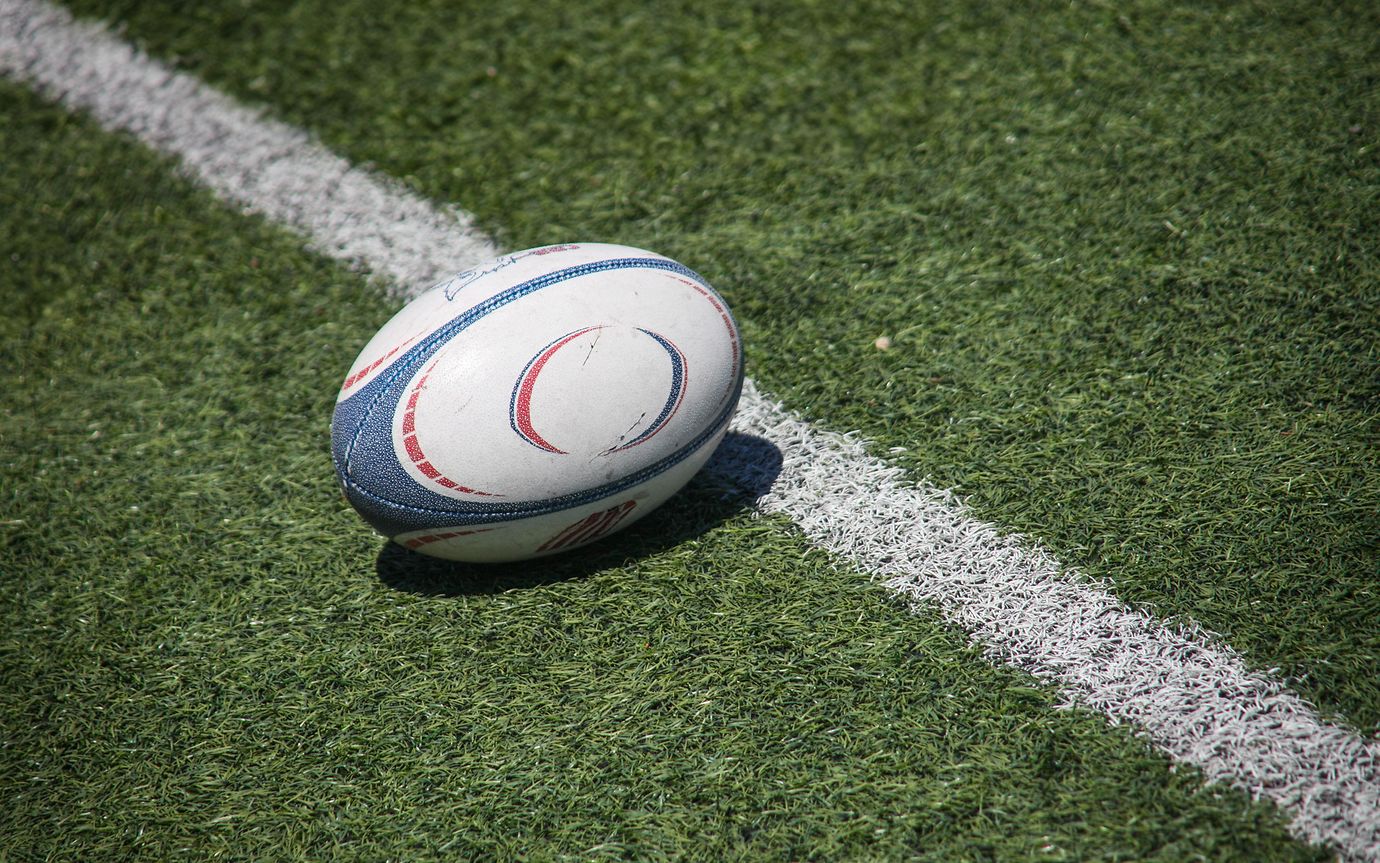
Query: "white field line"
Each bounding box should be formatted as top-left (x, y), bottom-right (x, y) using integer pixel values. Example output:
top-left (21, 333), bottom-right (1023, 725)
top-left (0, 2), bottom-right (492, 289)
top-left (2, 1), bottom-right (1376, 859)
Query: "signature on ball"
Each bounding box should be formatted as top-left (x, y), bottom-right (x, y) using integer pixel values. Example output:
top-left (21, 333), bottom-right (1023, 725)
top-left (439, 245), bottom-right (580, 301)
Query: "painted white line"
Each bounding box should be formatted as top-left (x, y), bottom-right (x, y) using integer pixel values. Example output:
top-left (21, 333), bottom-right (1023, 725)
top-left (2, 1), bottom-right (1376, 859)
top-left (721, 382), bottom-right (1379, 861)
top-left (0, 0), bottom-right (496, 289)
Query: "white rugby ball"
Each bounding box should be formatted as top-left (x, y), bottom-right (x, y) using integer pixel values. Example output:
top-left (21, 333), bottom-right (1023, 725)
top-left (331, 243), bottom-right (744, 562)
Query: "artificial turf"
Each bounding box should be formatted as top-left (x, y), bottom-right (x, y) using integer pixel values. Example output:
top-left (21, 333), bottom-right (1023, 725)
top-left (53, 0), bottom-right (1379, 733)
top-left (0, 78), bottom-right (1329, 861)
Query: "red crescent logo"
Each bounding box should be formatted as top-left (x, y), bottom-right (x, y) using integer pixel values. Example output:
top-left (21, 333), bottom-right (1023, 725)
top-left (508, 326), bottom-right (687, 456)
top-left (509, 326), bottom-right (604, 455)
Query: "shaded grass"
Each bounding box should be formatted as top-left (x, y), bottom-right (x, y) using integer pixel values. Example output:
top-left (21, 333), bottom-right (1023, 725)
top-left (0, 80), bottom-right (1327, 861)
top-left (56, 0), bottom-right (1380, 732)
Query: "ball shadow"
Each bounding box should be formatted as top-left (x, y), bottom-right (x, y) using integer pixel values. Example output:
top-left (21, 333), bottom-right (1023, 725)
top-left (375, 430), bottom-right (783, 597)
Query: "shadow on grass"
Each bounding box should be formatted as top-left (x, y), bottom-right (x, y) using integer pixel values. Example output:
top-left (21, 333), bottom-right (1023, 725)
top-left (376, 431), bottom-right (782, 597)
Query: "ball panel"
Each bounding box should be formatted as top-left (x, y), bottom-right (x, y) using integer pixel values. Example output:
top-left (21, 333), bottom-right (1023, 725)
top-left (335, 278), bottom-right (456, 402)
top-left (334, 373), bottom-right (741, 540)
top-left (387, 421), bottom-right (730, 562)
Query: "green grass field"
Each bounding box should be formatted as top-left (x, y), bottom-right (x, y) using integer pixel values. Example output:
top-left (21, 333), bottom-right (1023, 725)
top-left (3, 0), bottom-right (1377, 859)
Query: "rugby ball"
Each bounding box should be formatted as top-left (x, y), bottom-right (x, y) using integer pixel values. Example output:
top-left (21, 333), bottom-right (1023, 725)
top-left (331, 243), bottom-right (744, 562)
